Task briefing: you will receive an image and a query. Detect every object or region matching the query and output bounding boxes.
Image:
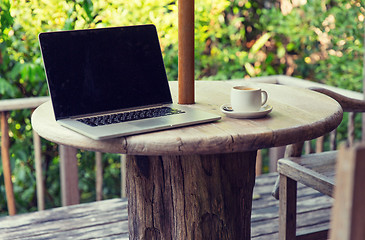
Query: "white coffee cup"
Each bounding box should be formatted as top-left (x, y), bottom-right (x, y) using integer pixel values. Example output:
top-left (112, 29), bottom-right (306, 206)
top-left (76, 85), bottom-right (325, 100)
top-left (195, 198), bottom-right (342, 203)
top-left (231, 86), bottom-right (268, 112)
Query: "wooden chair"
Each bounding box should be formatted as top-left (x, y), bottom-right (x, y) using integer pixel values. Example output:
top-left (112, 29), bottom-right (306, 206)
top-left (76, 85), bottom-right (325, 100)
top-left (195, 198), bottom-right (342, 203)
top-left (274, 87), bottom-right (365, 239)
top-left (329, 143), bottom-right (365, 240)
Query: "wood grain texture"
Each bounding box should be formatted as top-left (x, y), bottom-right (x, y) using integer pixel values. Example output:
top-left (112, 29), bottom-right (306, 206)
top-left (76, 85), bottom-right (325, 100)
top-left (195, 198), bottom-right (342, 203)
top-left (31, 80), bottom-right (343, 155)
top-left (126, 151), bottom-right (257, 240)
top-left (0, 173), bottom-right (333, 240)
top-left (330, 144), bottom-right (365, 240)
top-left (178, 0), bottom-right (195, 104)
top-left (310, 87), bottom-right (365, 113)
top-left (0, 198), bottom-right (129, 239)
top-left (277, 151), bottom-right (336, 240)
top-left (279, 175), bottom-right (297, 240)
top-left (277, 151), bottom-right (336, 197)
top-left (272, 142), bottom-right (304, 199)
top-left (31, 80), bottom-right (342, 239)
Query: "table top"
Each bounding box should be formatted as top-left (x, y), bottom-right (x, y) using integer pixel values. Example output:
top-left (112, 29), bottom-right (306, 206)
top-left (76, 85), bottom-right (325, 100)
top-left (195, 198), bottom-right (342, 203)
top-left (31, 80), bottom-right (343, 155)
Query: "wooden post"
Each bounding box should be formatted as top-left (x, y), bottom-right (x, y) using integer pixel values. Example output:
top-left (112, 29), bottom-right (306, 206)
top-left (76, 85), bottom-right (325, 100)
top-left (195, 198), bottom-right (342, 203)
top-left (127, 152), bottom-right (257, 239)
top-left (316, 136), bottom-right (324, 153)
top-left (1, 111), bottom-right (16, 215)
top-left (330, 129), bottom-right (337, 150)
top-left (59, 145), bottom-right (80, 206)
top-left (268, 146), bottom-right (286, 172)
top-left (95, 152), bottom-right (103, 201)
top-left (33, 130), bottom-right (45, 210)
top-left (120, 154), bottom-right (127, 198)
top-left (178, 0), bottom-right (195, 104)
top-left (256, 150), bottom-right (262, 176)
top-left (348, 112), bottom-right (355, 147)
top-left (304, 141), bottom-right (312, 154)
top-left (271, 142), bottom-right (304, 200)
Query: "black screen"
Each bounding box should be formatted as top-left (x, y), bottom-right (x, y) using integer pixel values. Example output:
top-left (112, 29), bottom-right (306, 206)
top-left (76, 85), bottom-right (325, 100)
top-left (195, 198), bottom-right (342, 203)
top-left (39, 25), bottom-right (172, 120)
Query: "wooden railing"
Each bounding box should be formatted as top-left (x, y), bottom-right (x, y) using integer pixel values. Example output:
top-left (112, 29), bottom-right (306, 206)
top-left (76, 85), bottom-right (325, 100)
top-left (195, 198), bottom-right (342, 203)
top-left (1, 75), bottom-right (363, 215)
top-left (0, 96), bottom-right (127, 215)
top-left (0, 96), bottom-right (49, 215)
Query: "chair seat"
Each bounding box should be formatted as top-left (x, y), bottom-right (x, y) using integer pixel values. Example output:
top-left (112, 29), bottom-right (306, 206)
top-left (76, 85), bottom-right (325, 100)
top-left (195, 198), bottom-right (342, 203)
top-left (275, 87), bottom-right (365, 239)
top-left (277, 151), bottom-right (336, 197)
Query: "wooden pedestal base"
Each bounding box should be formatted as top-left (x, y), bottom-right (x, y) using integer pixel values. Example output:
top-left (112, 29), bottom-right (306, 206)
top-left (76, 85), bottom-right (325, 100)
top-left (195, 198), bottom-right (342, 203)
top-left (126, 151), bottom-right (257, 239)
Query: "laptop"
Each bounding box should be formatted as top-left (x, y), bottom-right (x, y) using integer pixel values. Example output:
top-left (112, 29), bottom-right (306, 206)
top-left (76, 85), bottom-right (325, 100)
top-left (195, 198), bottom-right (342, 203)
top-left (38, 24), bottom-right (221, 140)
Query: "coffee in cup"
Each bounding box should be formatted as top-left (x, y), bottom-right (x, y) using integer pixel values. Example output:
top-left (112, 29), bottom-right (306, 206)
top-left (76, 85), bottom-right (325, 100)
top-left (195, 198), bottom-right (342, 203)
top-left (231, 86), bottom-right (268, 112)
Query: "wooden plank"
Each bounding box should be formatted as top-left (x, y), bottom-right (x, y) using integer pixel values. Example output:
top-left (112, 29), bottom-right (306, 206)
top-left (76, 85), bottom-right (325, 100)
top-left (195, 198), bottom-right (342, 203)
top-left (330, 144), bottom-right (365, 240)
top-left (0, 173), bottom-right (332, 240)
top-left (0, 198), bottom-right (128, 239)
top-left (296, 228), bottom-right (328, 240)
top-left (1, 111), bottom-right (16, 215)
top-left (251, 173), bottom-right (332, 239)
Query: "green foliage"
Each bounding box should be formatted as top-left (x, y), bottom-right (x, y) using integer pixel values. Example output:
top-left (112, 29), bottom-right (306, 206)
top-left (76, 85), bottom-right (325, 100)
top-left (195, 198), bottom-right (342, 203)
top-left (260, 0), bottom-right (364, 91)
top-left (0, 0), bottom-right (364, 213)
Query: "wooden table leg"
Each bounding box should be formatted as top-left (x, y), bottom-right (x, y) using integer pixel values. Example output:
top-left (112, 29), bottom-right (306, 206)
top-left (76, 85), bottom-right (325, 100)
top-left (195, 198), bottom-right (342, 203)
top-left (126, 151), bottom-right (257, 239)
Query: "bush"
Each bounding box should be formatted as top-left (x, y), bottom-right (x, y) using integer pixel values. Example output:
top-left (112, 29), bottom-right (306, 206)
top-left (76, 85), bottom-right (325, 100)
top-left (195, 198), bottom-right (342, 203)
top-left (259, 0), bottom-right (364, 91)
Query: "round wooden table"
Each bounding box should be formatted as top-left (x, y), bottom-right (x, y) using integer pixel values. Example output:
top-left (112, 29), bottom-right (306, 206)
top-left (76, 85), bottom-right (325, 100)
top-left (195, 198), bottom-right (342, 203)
top-left (32, 80), bottom-right (343, 239)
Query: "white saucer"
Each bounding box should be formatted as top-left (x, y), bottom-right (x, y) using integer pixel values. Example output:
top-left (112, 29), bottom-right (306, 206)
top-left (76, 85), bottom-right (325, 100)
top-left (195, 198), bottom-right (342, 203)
top-left (220, 104), bottom-right (273, 119)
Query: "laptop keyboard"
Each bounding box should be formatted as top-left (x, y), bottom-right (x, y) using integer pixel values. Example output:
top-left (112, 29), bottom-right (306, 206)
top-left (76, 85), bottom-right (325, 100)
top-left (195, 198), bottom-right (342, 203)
top-left (77, 107), bottom-right (185, 127)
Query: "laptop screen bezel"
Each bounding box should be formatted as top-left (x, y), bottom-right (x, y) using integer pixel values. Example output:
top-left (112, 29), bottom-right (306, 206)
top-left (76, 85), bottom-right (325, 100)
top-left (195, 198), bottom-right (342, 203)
top-left (39, 24), bottom-right (173, 120)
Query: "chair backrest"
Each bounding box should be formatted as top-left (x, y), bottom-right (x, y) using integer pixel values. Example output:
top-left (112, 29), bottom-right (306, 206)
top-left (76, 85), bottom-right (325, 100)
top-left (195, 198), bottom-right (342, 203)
top-left (330, 143), bottom-right (365, 240)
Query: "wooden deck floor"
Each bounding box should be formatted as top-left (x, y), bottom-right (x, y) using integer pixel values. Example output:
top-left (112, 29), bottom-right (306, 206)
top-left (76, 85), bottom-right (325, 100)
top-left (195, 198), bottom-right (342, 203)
top-left (251, 173), bottom-right (332, 239)
top-left (0, 173), bottom-right (332, 239)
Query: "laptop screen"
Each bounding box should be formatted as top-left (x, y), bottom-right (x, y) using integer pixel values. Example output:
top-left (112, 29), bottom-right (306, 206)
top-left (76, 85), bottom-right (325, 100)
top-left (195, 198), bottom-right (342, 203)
top-left (39, 25), bottom-right (172, 120)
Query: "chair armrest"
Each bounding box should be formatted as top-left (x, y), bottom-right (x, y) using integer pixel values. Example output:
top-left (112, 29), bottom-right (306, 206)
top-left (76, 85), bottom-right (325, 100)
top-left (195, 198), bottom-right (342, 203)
top-left (310, 87), bottom-right (365, 113)
top-left (277, 151), bottom-right (337, 197)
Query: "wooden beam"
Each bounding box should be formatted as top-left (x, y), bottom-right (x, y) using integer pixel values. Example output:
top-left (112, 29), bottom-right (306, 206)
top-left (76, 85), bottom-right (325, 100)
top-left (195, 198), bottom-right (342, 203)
top-left (1, 111), bottom-right (16, 215)
top-left (178, 0), bottom-right (195, 104)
